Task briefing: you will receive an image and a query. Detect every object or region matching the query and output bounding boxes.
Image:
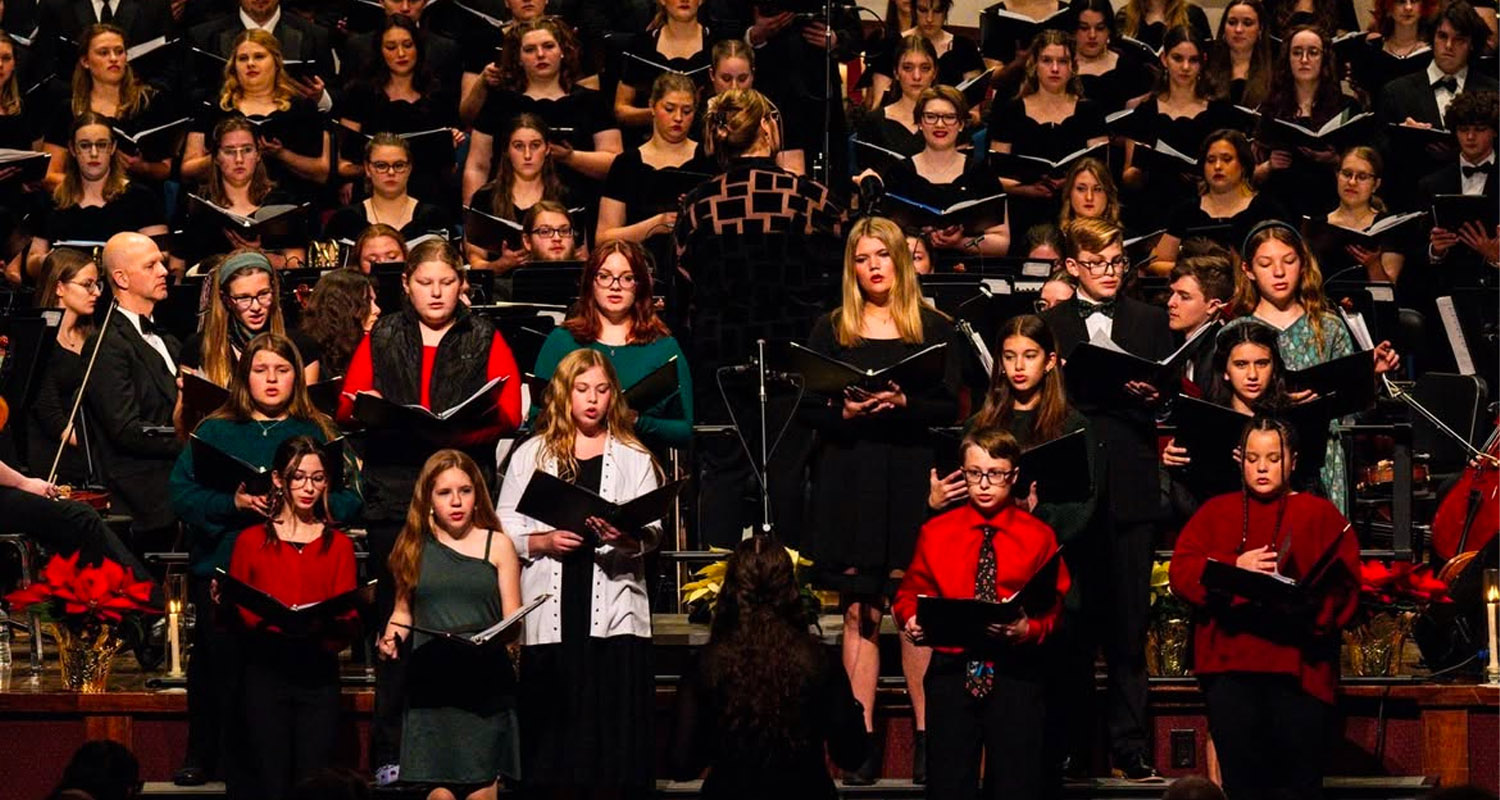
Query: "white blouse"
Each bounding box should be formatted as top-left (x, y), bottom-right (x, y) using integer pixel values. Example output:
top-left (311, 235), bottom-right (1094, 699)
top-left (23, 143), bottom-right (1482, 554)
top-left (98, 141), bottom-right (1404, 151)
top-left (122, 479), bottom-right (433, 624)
top-left (498, 433), bottom-right (661, 645)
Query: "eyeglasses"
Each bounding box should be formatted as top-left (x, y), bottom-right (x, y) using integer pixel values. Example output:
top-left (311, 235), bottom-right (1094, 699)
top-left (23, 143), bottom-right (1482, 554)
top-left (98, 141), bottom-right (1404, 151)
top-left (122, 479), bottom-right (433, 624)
top-left (289, 472), bottom-right (328, 488)
top-left (218, 145), bottom-right (256, 159)
top-left (1338, 168), bottom-right (1375, 183)
top-left (74, 140), bottom-right (112, 154)
top-left (227, 289), bottom-right (275, 309)
top-left (1073, 256), bottom-right (1129, 276)
top-left (1290, 46), bottom-right (1323, 61)
top-left (920, 111), bottom-right (960, 126)
top-left (370, 160), bottom-right (411, 174)
top-left (530, 225), bottom-right (574, 239)
top-left (962, 467), bottom-right (1017, 485)
top-left (67, 279), bottom-right (103, 294)
top-left (594, 271), bottom-right (637, 288)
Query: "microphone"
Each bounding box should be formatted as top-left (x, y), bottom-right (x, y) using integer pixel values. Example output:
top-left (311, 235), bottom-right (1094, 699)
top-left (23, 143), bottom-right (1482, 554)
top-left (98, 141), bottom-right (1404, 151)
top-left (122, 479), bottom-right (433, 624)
top-left (720, 360), bottom-right (798, 383)
top-left (857, 174), bottom-right (883, 214)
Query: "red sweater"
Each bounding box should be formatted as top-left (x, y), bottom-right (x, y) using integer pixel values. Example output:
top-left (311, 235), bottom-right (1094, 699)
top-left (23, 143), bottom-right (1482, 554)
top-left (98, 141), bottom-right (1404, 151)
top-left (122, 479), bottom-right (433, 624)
top-left (337, 330), bottom-right (523, 441)
top-left (228, 523), bottom-right (359, 648)
top-left (894, 503), bottom-right (1070, 651)
top-left (1169, 491), bottom-right (1360, 704)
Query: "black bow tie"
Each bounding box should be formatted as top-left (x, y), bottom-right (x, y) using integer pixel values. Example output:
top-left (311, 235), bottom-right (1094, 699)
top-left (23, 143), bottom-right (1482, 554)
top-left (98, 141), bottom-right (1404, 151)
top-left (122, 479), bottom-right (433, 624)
top-left (138, 316), bottom-right (159, 336)
top-left (1075, 297), bottom-right (1117, 319)
top-left (1433, 76), bottom-right (1459, 93)
top-left (1462, 162), bottom-right (1496, 179)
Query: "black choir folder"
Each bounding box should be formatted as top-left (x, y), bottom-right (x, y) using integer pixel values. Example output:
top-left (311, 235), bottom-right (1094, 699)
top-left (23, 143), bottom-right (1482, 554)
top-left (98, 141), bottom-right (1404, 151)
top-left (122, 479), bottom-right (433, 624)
top-left (1167, 394), bottom-right (1336, 496)
top-left (1199, 537), bottom-right (1343, 606)
top-left (188, 193), bottom-right (310, 243)
top-left (213, 568), bottom-right (376, 633)
top-left (396, 592), bottom-right (551, 649)
top-left (351, 375), bottom-right (508, 435)
top-left (931, 427), bottom-right (1092, 503)
top-left (916, 547), bottom-right (1064, 648)
top-left (785, 341), bottom-right (949, 396)
top-left (514, 470), bottom-right (687, 544)
top-left (1064, 321), bottom-right (1221, 403)
top-left (182, 371), bottom-right (343, 418)
top-left (1281, 349), bottom-right (1376, 417)
top-left (623, 356), bottom-right (680, 411)
top-left (1432, 194), bottom-right (1500, 232)
top-left (190, 434), bottom-right (346, 495)
top-left (0, 149), bottom-right (51, 183)
top-left (883, 193), bottom-right (1009, 234)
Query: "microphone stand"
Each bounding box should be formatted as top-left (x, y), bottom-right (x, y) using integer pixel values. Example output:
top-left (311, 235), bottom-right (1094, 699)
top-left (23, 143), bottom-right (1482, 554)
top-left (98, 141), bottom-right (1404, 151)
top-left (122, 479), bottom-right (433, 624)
top-left (47, 300), bottom-right (117, 486)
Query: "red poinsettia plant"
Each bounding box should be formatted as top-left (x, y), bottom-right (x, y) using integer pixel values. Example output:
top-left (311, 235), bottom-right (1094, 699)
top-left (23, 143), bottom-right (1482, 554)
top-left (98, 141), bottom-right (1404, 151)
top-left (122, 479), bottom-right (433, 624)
top-left (4, 554), bottom-right (158, 631)
top-left (1358, 559), bottom-right (1451, 613)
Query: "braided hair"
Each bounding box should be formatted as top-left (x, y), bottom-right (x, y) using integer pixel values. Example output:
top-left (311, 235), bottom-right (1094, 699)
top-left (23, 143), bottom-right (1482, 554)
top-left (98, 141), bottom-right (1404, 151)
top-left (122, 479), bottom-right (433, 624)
top-left (1236, 414), bottom-right (1298, 551)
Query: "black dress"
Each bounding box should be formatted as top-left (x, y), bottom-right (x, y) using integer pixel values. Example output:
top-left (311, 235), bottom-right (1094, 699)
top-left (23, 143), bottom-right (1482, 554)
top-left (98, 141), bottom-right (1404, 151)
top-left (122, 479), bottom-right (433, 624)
top-left (172, 187), bottom-right (304, 266)
top-left (191, 98), bottom-right (329, 203)
top-left (322, 199), bottom-right (455, 242)
top-left (41, 182), bottom-right (166, 244)
top-left (1351, 40), bottom-right (1432, 115)
top-left (1253, 95), bottom-right (1363, 218)
top-left (472, 86), bottom-right (619, 201)
top-left (600, 144), bottom-right (713, 227)
top-left (1121, 98), bottom-right (1239, 231)
top-left (865, 33), bottom-right (985, 107)
top-left (988, 95), bottom-right (1106, 239)
top-left (880, 155), bottom-right (1006, 231)
top-left (1079, 65), bottom-right (1152, 114)
top-left (617, 27), bottom-right (712, 140)
top-left (854, 114), bottom-right (924, 162)
top-left (517, 454), bottom-right (654, 792)
top-left (804, 307), bottom-right (960, 596)
top-left (27, 346), bottom-right (92, 484)
top-left (337, 85), bottom-right (461, 210)
top-left (1165, 191), bottom-right (1290, 253)
top-left (1114, 4), bottom-right (1213, 50)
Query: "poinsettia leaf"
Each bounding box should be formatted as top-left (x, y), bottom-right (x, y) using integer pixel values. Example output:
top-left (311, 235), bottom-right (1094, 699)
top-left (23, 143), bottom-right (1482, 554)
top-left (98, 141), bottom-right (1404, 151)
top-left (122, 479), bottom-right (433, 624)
top-left (41, 553), bottom-right (81, 587)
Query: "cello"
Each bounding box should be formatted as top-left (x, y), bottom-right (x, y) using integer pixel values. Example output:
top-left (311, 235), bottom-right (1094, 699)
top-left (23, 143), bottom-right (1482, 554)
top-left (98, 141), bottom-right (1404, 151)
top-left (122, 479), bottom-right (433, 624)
top-left (1431, 419), bottom-right (1500, 577)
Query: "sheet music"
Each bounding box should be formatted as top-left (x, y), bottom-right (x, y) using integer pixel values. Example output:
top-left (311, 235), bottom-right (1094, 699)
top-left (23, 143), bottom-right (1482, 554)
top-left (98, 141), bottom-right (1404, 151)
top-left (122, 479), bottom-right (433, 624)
top-left (1436, 296), bottom-right (1476, 376)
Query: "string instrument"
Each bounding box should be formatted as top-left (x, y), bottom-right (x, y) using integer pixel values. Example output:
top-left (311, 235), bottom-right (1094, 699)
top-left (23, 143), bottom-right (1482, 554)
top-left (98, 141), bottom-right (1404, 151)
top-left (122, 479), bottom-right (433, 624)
top-left (0, 334), bottom-right (11, 432)
top-left (1431, 419), bottom-right (1500, 579)
top-left (1356, 458), bottom-right (1431, 492)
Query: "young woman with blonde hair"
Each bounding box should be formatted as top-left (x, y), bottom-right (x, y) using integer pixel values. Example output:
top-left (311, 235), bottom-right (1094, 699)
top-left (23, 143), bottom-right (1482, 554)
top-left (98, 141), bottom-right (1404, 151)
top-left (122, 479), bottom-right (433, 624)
top-left (804, 216), bottom-right (959, 785)
top-left (498, 348), bottom-right (662, 798)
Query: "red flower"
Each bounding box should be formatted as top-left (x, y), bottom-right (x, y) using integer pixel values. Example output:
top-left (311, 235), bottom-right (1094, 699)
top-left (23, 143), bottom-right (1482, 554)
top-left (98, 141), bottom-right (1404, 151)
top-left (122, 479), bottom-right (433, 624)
top-left (2, 554), bottom-right (158, 624)
top-left (1358, 559), bottom-right (1450, 606)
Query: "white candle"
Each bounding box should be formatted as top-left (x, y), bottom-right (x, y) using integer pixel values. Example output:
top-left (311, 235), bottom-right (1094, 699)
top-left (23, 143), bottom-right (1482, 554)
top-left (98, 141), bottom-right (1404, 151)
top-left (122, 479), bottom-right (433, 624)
top-left (1487, 587), bottom-right (1499, 683)
top-left (168, 602), bottom-right (183, 677)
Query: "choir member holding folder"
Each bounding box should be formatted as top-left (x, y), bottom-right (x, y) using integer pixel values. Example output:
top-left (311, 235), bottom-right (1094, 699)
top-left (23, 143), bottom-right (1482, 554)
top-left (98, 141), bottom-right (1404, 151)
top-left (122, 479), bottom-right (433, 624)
top-left (612, 0), bottom-right (709, 132)
top-left (497, 348), bottom-right (661, 798)
top-left (894, 426), bottom-right (1070, 800)
top-left (531, 239), bottom-right (693, 449)
top-left (855, 35), bottom-right (937, 161)
top-left (1226, 221), bottom-right (1399, 513)
top-left (378, 449), bottom-right (524, 798)
top-left (1169, 416), bottom-right (1360, 800)
top-left (169, 332), bottom-right (360, 788)
top-left (1307, 146), bottom-right (1411, 283)
top-left (1422, 90), bottom-right (1499, 292)
top-left (172, 116), bottom-right (308, 272)
top-left (1039, 217), bottom-right (1171, 781)
top-left (226, 436), bottom-right (359, 800)
top-left (596, 72), bottom-right (710, 246)
top-left (987, 31), bottom-right (1108, 244)
top-left (1149, 130), bottom-right (1286, 273)
top-left (802, 217), bottom-right (959, 785)
top-left (464, 114), bottom-right (569, 273)
top-left (864, 0), bottom-right (986, 111)
top-left (323, 133), bottom-right (454, 243)
top-left (880, 86), bottom-right (1011, 258)
top-left (178, 252), bottom-right (314, 396)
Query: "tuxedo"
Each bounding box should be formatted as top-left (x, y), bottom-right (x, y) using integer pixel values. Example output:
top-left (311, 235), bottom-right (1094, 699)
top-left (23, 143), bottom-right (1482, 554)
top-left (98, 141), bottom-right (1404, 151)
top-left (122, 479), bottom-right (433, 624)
top-left (1378, 68), bottom-right (1500, 210)
top-left (1041, 293), bottom-right (1172, 766)
top-left (83, 311), bottom-right (181, 533)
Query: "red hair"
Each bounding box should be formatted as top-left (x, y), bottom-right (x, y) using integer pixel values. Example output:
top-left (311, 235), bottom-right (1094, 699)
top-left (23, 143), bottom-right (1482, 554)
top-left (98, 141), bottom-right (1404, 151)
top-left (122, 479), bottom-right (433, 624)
top-left (561, 240), bottom-right (671, 345)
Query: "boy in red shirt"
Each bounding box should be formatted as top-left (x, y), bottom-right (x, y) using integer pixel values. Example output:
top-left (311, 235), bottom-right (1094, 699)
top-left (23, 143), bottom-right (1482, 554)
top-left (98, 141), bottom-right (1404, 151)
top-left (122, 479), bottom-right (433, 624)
top-left (895, 426), bottom-right (1070, 800)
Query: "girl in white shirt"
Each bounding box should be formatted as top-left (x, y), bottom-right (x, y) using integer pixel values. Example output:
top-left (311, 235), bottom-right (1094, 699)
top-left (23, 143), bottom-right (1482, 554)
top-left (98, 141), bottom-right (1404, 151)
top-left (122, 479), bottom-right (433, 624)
top-left (498, 347), bottom-right (661, 798)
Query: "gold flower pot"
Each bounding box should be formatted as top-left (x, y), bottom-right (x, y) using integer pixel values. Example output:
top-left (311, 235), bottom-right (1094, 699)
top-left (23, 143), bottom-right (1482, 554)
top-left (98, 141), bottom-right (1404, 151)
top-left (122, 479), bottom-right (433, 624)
top-left (1343, 611), bottom-right (1413, 678)
top-left (52, 623), bottom-right (123, 693)
top-left (1147, 617), bottom-right (1191, 677)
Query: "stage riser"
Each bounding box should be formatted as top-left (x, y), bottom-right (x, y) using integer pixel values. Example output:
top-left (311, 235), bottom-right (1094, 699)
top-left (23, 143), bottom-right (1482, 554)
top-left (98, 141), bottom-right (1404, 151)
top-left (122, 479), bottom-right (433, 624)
top-left (1, 690), bottom-right (1493, 800)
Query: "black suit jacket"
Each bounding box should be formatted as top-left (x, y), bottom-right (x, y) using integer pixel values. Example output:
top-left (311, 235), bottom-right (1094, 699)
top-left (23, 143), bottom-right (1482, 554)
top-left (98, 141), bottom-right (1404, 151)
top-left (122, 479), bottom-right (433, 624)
top-left (84, 311), bottom-right (181, 531)
top-left (1415, 161), bottom-right (1497, 292)
top-left (36, 0), bottom-right (176, 88)
top-left (186, 11), bottom-right (332, 100)
top-left (1379, 69), bottom-right (1500, 128)
top-left (1041, 296), bottom-right (1174, 523)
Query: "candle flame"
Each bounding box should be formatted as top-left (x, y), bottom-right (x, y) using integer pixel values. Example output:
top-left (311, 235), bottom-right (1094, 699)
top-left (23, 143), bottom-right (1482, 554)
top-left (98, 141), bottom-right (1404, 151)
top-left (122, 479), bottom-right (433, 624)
top-left (1488, 587), bottom-right (1499, 602)
top-left (169, 599), bottom-right (182, 614)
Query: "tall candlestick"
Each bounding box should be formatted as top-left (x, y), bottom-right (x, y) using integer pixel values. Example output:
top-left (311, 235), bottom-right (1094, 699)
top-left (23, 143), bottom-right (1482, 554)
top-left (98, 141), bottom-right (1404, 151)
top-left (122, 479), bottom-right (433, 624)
top-left (1486, 587), bottom-right (1499, 685)
top-left (168, 600), bottom-right (183, 677)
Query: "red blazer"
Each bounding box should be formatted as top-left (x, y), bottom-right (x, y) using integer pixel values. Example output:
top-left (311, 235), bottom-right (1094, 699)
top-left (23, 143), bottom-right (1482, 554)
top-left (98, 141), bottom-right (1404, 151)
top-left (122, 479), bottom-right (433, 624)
top-left (228, 523), bottom-right (359, 649)
top-left (894, 503), bottom-right (1070, 652)
top-left (1169, 491), bottom-right (1360, 704)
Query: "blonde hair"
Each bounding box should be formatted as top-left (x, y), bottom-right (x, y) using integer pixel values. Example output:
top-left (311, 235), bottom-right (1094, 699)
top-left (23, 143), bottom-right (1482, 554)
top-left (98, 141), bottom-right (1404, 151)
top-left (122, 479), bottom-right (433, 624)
top-left (532, 349), bottom-right (653, 483)
top-left (1234, 223), bottom-right (1335, 358)
top-left (1122, 0), bottom-right (1193, 40)
top-left (703, 88), bottom-right (778, 162)
top-left (1058, 157), bottom-right (1121, 227)
top-left (219, 29), bottom-right (296, 112)
top-left (70, 25), bottom-right (151, 118)
top-left (388, 449), bottom-right (503, 601)
top-left (0, 32), bottom-right (21, 115)
top-left (834, 217), bottom-right (929, 347)
top-left (55, 112), bottom-right (129, 210)
top-left (200, 252), bottom-right (288, 385)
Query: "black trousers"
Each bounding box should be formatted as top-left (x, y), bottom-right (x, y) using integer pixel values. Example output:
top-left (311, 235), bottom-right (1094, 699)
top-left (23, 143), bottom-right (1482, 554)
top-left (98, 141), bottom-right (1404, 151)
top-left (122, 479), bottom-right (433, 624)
top-left (1086, 518), bottom-right (1155, 762)
top-left (1043, 606), bottom-right (1096, 791)
top-left (365, 519), bottom-right (405, 769)
top-left (1201, 673), bottom-right (1331, 800)
top-left (184, 576), bottom-right (244, 781)
top-left (239, 642), bottom-right (341, 800)
top-left (925, 651), bottom-right (1048, 800)
top-left (0, 486), bottom-right (152, 581)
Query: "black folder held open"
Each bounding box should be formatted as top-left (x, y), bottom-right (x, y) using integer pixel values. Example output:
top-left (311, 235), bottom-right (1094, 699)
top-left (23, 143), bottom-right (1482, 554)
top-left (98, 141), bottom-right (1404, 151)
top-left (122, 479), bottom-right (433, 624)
top-left (395, 592), bottom-right (551, 649)
top-left (515, 470), bottom-right (687, 545)
top-left (785, 341), bottom-right (949, 396)
top-left (191, 434), bottom-right (347, 495)
top-left (214, 568), bottom-right (376, 634)
top-left (623, 356), bottom-right (680, 412)
top-left (351, 375), bottom-right (508, 437)
top-left (1199, 535), bottom-right (1343, 606)
top-left (916, 546), bottom-right (1064, 648)
top-left (1063, 321), bottom-right (1221, 403)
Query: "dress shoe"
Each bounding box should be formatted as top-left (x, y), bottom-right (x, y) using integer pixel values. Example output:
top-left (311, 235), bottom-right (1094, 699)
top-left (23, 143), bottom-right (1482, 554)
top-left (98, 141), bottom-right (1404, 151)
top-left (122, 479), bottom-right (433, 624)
top-left (912, 730), bottom-right (927, 785)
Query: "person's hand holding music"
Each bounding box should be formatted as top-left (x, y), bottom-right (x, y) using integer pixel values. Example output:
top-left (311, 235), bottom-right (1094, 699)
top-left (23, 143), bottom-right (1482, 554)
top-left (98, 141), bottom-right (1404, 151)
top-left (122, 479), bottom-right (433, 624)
top-left (1235, 545), bottom-right (1278, 574)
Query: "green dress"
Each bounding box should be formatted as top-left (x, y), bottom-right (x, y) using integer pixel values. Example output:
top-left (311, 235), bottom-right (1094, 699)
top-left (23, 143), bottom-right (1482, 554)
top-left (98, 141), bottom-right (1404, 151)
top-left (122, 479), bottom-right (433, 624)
top-left (400, 532), bottom-right (521, 785)
top-left (1231, 312), bottom-right (1354, 514)
top-left (531, 328), bottom-right (694, 448)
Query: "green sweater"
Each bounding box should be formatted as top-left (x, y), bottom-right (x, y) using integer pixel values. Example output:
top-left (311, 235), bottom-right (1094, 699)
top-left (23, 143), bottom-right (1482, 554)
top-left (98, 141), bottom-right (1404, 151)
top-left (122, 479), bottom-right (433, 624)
top-left (169, 417), bottom-right (363, 576)
top-left (530, 328), bottom-right (695, 448)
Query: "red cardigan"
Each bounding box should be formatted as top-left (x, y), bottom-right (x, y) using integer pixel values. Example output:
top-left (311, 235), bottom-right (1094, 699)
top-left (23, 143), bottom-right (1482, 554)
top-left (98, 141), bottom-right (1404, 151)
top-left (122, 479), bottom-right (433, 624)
top-left (228, 523), bottom-right (359, 648)
top-left (1169, 491), bottom-right (1360, 704)
top-left (337, 330), bottom-right (523, 442)
top-left (893, 503), bottom-right (1070, 651)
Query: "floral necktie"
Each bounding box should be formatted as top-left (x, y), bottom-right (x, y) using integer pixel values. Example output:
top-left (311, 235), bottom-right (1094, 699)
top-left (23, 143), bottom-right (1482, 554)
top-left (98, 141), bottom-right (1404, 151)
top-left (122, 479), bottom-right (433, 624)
top-left (965, 524), bottom-right (998, 699)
